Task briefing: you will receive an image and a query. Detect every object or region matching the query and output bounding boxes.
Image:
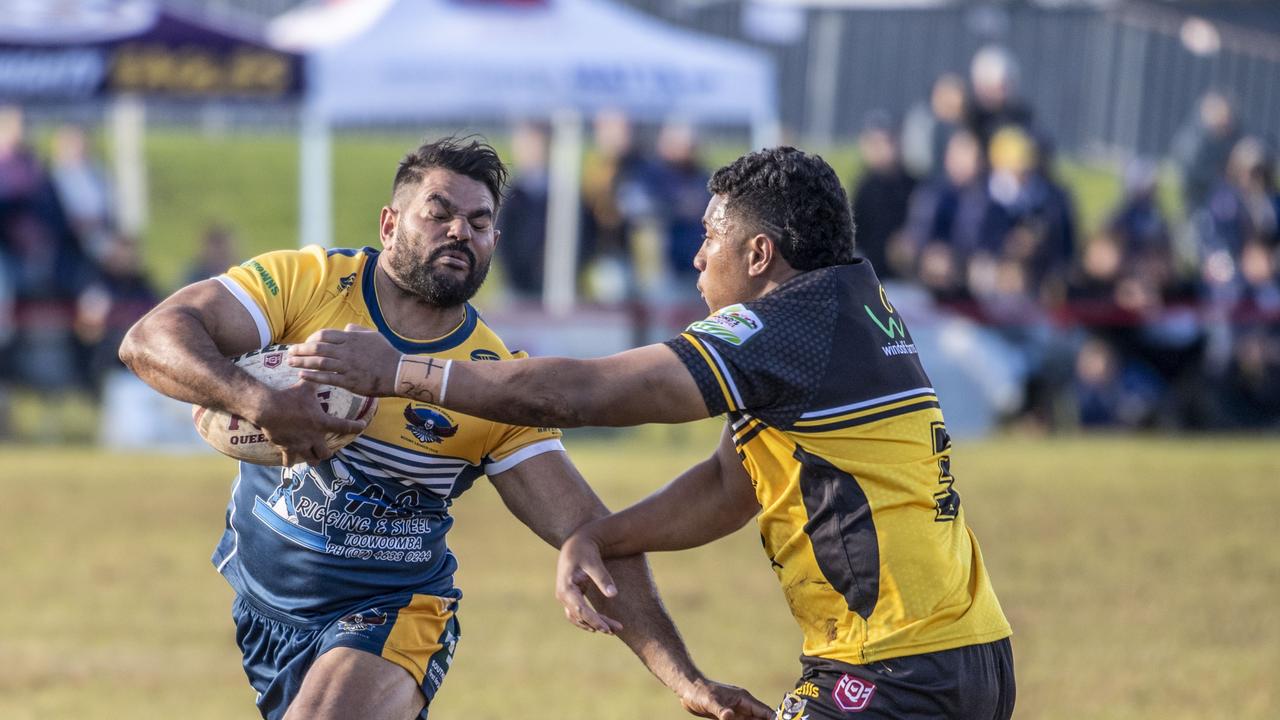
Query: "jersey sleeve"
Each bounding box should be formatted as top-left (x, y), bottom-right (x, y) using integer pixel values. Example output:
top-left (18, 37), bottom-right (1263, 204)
top-left (663, 281), bottom-right (839, 425)
top-left (480, 349), bottom-right (565, 475)
top-left (218, 246), bottom-right (329, 347)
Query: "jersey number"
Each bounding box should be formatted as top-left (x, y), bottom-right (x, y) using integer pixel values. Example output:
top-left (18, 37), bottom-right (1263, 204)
top-left (931, 422), bottom-right (960, 522)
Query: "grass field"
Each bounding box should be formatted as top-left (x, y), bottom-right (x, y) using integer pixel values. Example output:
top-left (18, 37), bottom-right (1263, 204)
top-left (1, 431), bottom-right (1276, 719)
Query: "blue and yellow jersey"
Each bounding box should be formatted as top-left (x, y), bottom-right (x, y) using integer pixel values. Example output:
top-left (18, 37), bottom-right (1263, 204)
top-left (211, 245), bottom-right (562, 622)
top-left (665, 261), bottom-right (1010, 665)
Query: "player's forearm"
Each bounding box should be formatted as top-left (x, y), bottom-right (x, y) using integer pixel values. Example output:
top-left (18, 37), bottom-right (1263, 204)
top-left (397, 355), bottom-right (619, 428)
top-left (591, 554), bottom-right (709, 699)
top-left (591, 458), bottom-right (755, 557)
top-left (120, 307), bottom-right (271, 421)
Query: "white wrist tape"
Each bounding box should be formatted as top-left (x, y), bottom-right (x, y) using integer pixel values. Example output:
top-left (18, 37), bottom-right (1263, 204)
top-left (439, 359), bottom-right (453, 404)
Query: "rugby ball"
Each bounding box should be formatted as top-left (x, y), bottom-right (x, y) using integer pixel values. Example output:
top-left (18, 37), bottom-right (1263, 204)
top-left (192, 344), bottom-right (378, 465)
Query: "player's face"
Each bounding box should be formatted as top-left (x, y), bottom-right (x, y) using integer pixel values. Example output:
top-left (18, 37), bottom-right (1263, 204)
top-left (382, 167), bottom-right (498, 307)
top-left (692, 194), bottom-right (753, 312)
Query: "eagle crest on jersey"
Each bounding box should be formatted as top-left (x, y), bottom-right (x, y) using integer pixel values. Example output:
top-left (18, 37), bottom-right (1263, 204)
top-left (403, 405), bottom-right (459, 444)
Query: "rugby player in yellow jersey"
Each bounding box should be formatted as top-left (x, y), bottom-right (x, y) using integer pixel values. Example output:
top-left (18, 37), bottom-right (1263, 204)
top-left (290, 147), bottom-right (1016, 718)
top-left (120, 137), bottom-right (771, 720)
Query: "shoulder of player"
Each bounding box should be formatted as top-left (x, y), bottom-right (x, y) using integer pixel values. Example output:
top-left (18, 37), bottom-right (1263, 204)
top-left (464, 312), bottom-right (525, 361)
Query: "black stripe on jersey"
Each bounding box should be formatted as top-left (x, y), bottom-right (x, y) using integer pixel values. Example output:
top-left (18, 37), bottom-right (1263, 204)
top-left (795, 447), bottom-right (880, 621)
top-left (664, 336), bottom-right (729, 417)
top-left (735, 422), bottom-right (767, 447)
top-left (790, 399), bottom-right (941, 433)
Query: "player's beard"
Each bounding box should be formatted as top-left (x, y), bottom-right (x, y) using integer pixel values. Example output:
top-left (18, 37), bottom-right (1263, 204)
top-left (388, 226), bottom-right (491, 307)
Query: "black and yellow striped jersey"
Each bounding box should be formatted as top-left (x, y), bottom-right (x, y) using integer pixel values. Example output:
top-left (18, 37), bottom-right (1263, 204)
top-left (665, 260), bottom-right (1011, 665)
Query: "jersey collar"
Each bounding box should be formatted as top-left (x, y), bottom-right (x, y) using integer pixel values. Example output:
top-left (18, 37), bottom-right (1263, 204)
top-left (360, 249), bottom-right (478, 354)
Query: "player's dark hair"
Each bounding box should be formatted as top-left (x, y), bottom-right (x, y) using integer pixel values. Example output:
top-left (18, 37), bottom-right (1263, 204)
top-left (392, 135), bottom-right (509, 209)
top-left (708, 146), bottom-right (857, 271)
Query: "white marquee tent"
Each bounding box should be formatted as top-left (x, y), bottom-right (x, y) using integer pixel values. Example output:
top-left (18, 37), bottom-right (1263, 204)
top-left (270, 0), bottom-right (779, 311)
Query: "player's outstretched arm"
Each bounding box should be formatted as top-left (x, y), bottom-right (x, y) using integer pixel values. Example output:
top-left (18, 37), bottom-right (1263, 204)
top-left (555, 426), bottom-right (759, 632)
top-left (119, 280), bottom-right (365, 465)
top-left (288, 325), bottom-right (710, 427)
top-left (488, 449), bottom-right (771, 720)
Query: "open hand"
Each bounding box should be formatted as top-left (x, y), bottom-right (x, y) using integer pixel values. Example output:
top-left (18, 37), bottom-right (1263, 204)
top-left (555, 531), bottom-right (624, 635)
top-left (680, 678), bottom-right (775, 720)
top-left (289, 324), bottom-right (401, 397)
top-left (252, 380), bottom-right (367, 466)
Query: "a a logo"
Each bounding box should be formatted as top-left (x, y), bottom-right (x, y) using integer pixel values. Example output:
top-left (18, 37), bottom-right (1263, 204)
top-left (776, 693), bottom-right (810, 720)
top-left (337, 272), bottom-right (356, 293)
top-left (832, 674), bottom-right (876, 713)
top-left (403, 405), bottom-right (459, 444)
top-left (337, 608), bottom-right (388, 633)
top-left (470, 348), bottom-right (500, 361)
top-left (794, 682), bottom-right (820, 699)
top-left (263, 351), bottom-right (283, 369)
top-left (687, 303), bottom-right (764, 346)
top-left (864, 304), bottom-right (905, 340)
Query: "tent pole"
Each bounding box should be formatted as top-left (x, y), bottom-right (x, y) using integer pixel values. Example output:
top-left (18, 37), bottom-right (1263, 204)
top-left (110, 93), bottom-right (148, 236)
top-left (299, 107), bottom-right (333, 248)
top-left (543, 109), bottom-right (583, 316)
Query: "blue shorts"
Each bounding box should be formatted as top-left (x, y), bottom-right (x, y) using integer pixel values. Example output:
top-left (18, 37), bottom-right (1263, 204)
top-left (232, 593), bottom-right (461, 720)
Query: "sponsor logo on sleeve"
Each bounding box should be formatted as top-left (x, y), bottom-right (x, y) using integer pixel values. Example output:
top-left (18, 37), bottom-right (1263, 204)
top-left (686, 303), bottom-right (763, 346)
top-left (832, 674), bottom-right (876, 713)
top-left (242, 259), bottom-right (279, 296)
top-left (470, 349), bottom-right (500, 361)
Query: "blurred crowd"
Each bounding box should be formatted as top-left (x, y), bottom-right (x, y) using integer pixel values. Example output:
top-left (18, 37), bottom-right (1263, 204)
top-left (497, 46), bottom-right (1279, 432)
top-left (0, 105), bottom-right (238, 441)
top-left (3, 40), bottom-right (1278, 440)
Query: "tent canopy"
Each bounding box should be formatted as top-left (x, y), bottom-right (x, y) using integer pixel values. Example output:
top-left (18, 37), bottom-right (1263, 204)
top-left (271, 0), bottom-right (776, 126)
top-left (0, 0), bottom-right (303, 101)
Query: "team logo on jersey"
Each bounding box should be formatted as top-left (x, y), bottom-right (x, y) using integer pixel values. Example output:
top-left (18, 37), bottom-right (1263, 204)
top-left (337, 272), bottom-right (356, 293)
top-left (470, 348), bottom-right (500, 361)
top-left (337, 608), bottom-right (388, 633)
top-left (687, 303), bottom-right (763, 346)
top-left (776, 692), bottom-right (810, 720)
top-left (403, 405), bottom-right (459, 444)
top-left (832, 674), bottom-right (876, 712)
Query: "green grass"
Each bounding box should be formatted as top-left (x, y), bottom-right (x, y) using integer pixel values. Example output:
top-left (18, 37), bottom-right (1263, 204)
top-left (1, 433), bottom-right (1276, 718)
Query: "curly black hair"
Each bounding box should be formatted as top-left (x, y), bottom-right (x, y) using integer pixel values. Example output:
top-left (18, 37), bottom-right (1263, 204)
top-left (707, 146), bottom-right (856, 271)
top-left (392, 135), bottom-right (509, 209)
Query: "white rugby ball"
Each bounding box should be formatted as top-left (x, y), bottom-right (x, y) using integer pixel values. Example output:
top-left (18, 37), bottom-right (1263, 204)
top-left (192, 344), bottom-right (378, 465)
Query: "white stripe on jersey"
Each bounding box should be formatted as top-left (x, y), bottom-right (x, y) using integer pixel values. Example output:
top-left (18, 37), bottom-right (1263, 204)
top-left (800, 386), bottom-right (936, 420)
top-left (216, 275), bottom-right (271, 348)
top-left (484, 439), bottom-right (566, 476)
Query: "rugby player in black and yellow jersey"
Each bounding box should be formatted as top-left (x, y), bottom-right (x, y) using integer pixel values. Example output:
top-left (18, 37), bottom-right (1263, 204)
top-left (291, 147), bottom-right (1015, 719)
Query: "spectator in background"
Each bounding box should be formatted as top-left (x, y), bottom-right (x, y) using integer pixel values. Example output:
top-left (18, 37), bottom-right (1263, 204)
top-left (184, 224), bottom-right (239, 286)
top-left (0, 105), bottom-right (94, 404)
top-left (981, 127), bottom-right (1075, 304)
top-left (1107, 159), bottom-right (1172, 264)
top-left (902, 129), bottom-right (992, 301)
top-left (49, 123), bottom-right (113, 261)
top-left (495, 122), bottom-right (551, 302)
top-left (580, 110), bottom-right (657, 303)
top-left (1172, 91), bottom-right (1240, 216)
top-left (965, 45), bottom-right (1034, 153)
top-left (901, 73), bottom-right (967, 180)
top-left (75, 233), bottom-right (158, 395)
top-left (1196, 135), bottom-right (1279, 326)
top-left (652, 120), bottom-right (710, 296)
top-left (851, 112), bottom-right (916, 280)
top-left (1072, 336), bottom-right (1164, 428)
